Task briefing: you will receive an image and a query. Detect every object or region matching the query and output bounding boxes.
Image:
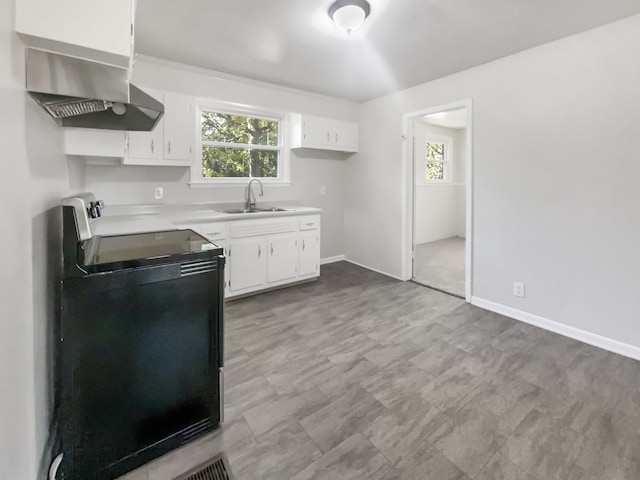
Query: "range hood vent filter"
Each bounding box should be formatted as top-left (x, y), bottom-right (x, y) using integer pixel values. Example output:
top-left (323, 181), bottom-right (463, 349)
top-left (45, 99), bottom-right (111, 118)
top-left (25, 48), bottom-right (163, 131)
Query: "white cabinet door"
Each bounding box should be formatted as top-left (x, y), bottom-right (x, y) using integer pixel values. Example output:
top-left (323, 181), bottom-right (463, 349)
top-left (125, 89), bottom-right (163, 164)
top-left (229, 238), bottom-right (267, 292)
top-left (163, 92), bottom-right (194, 163)
top-left (267, 234), bottom-right (299, 283)
top-left (126, 125), bottom-right (162, 162)
top-left (333, 120), bottom-right (358, 152)
top-left (217, 241), bottom-right (230, 295)
top-left (291, 114), bottom-right (359, 153)
top-left (199, 223), bottom-right (230, 295)
top-left (302, 116), bottom-right (332, 149)
top-left (299, 231), bottom-right (320, 277)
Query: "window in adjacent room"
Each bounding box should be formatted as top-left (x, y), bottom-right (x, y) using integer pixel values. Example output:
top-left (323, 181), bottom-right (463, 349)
top-left (423, 138), bottom-right (451, 182)
top-left (192, 102), bottom-right (289, 184)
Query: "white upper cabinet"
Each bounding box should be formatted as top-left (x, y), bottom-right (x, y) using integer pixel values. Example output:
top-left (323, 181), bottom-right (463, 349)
top-left (63, 88), bottom-right (194, 167)
top-left (333, 120), bottom-right (359, 151)
top-left (15, 0), bottom-right (135, 68)
top-left (297, 116), bottom-right (333, 148)
top-left (125, 91), bottom-right (194, 165)
top-left (290, 114), bottom-right (359, 153)
top-left (163, 92), bottom-right (194, 163)
top-left (125, 89), bottom-right (163, 164)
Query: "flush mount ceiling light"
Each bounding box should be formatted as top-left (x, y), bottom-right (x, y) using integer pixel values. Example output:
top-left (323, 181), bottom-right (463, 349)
top-left (328, 0), bottom-right (371, 34)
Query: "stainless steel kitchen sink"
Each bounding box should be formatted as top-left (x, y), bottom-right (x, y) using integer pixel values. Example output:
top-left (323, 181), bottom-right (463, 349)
top-left (255, 207), bottom-right (290, 212)
top-left (221, 208), bottom-right (259, 214)
top-left (221, 207), bottom-right (290, 214)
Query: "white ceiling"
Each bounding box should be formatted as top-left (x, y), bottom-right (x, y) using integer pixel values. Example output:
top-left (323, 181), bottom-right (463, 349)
top-left (135, 0), bottom-right (640, 103)
top-left (419, 109), bottom-right (467, 130)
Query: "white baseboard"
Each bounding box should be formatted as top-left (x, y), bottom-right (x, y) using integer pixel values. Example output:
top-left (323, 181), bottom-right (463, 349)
top-left (471, 296), bottom-right (640, 361)
top-left (344, 259), bottom-right (405, 281)
top-left (320, 255), bottom-right (345, 265)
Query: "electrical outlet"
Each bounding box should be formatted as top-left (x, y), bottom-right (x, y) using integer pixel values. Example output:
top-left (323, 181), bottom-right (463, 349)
top-left (320, 185), bottom-right (327, 195)
top-left (154, 187), bottom-right (163, 200)
top-left (513, 282), bottom-right (525, 298)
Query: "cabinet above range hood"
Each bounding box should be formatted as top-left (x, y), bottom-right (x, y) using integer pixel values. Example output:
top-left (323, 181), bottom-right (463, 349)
top-left (26, 48), bottom-right (163, 131)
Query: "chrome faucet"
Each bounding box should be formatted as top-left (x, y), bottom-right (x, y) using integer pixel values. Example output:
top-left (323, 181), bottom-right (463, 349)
top-left (245, 178), bottom-right (264, 210)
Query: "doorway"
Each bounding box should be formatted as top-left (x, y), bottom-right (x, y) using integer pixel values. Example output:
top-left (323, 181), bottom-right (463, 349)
top-left (402, 100), bottom-right (472, 301)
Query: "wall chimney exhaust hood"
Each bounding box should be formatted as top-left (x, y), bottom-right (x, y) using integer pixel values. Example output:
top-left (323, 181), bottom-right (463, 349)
top-left (26, 48), bottom-right (163, 131)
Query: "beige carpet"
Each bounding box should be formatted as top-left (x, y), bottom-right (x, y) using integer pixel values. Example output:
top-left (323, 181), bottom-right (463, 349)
top-left (413, 236), bottom-right (465, 297)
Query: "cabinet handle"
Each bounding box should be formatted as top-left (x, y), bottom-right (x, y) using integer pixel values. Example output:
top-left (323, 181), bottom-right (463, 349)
top-left (302, 239), bottom-right (306, 251)
top-left (150, 139), bottom-right (154, 153)
top-left (125, 133), bottom-right (130, 153)
top-left (167, 140), bottom-right (171, 154)
top-left (258, 245), bottom-right (261, 257)
top-left (326, 132), bottom-right (330, 142)
top-left (335, 132), bottom-right (338, 143)
top-left (270, 244), bottom-right (274, 255)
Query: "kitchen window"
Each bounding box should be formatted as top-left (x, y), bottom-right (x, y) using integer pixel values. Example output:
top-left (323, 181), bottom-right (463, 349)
top-left (421, 137), bottom-right (452, 183)
top-left (191, 102), bottom-right (289, 185)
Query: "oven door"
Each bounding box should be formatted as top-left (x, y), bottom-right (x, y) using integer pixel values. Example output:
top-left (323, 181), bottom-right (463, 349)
top-left (59, 257), bottom-right (223, 479)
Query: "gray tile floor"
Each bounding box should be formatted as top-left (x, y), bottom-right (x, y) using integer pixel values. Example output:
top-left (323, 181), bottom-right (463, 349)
top-left (121, 261), bottom-right (640, 480)
top-left (413, 237), bottom-right (466, 298)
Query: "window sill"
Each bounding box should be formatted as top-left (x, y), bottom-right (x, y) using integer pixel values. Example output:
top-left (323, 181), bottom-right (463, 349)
top-left (189, 180), bottom-right (292, 188)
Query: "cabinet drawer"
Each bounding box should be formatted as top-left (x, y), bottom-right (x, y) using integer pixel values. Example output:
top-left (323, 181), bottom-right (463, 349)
top-left (230, 218), bottom-right (297, 238)
top-left (200, 223), bottom-right (228, 241)
top-left (299, 216), bottom-right (320, 231)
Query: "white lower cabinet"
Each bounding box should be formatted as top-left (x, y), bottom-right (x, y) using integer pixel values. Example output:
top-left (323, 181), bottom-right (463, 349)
top-left (200, 223), bottom-right (229, 293)
top-left (189, 214), bottom-right (320, 298)
top-left (299, 231), bottom-right (320, 277)
top-left (268, 234), bottom-right (299, 283)
top-left (229, 238), bottom-right (267, 292)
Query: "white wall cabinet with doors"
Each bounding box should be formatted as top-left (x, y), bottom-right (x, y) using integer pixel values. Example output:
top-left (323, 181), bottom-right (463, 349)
top-left (124, 91), bottom-right (194, 166)
top-left (15, 0), bottom-right (136, 68)
top-left (290, 114), bottom-right (359, 152)
top-left (63, 89), bottom-right (195, 166)
top-left (188, 214), bottom-right (321, 299)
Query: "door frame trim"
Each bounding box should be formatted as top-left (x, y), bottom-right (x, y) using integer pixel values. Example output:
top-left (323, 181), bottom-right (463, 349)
top-left (400, 99), bottom-right (473, 302)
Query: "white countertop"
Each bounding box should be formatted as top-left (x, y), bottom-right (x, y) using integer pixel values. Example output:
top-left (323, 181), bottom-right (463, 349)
top-left (92, 203), bottom-right (321, 237)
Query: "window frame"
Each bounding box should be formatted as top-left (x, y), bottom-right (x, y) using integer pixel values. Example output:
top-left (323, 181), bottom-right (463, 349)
top-left (418, 135), bottom-right (453, 184)
top-left (190, 100), bottom-right (290, 186)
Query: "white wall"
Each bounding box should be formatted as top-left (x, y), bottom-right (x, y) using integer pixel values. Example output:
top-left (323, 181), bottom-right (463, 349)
top-left (346, 14), bottom-right (640, 349)
top-left (1, 0), bottom-right (83, 478)
top-left (414, 123), bottom-right (466, 244)
top-left (84, 57), bottom-right (360, 259)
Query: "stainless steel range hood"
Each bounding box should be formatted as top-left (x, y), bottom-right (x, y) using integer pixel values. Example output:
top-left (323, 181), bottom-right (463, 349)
top-left (26, 48), bottom-right (163, 131)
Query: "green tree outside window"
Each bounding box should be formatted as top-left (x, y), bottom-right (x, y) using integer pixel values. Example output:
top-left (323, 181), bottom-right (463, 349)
top-left (201, 111), bottom-right (279, 178)
top-left (426, 141), bottom-right (445, 181)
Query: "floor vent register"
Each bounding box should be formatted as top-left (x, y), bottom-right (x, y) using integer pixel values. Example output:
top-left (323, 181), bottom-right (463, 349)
top-left (173, 453), bottom-right (234, 480)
